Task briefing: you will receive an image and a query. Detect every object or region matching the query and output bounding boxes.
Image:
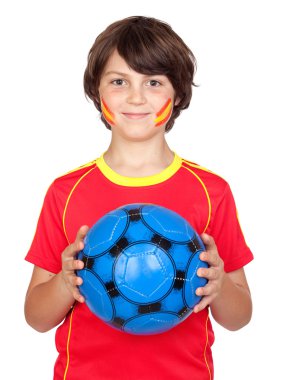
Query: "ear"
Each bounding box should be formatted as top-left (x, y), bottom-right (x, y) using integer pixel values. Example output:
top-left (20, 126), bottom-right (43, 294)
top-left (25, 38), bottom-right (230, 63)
top-left (174, 97), bottom-right (181, 106)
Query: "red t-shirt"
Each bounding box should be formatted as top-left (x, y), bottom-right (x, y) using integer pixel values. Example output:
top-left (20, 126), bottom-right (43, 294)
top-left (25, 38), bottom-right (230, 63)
top-left (26, 153), bottom-right (253, 380)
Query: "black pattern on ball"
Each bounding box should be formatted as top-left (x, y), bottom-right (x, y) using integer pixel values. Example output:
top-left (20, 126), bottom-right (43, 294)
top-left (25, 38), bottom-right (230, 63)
top-left (174, 270), bottom-right (186, 290)
top-left (112, 317), bottom-right (125, 328)
top-left (109, 237), bottom-right (129, 257)
top-left (128, 208), bottom-right (142, 221)
top-left (188, 235), bottom-right (203, 254)
top-left (138, 302), bottom-right (162, 314)
top-left (177, 306), bottom-right (191, 317)
top-left (105, 281), bottom-right (120, 298)
top-left (151, 234), bottom-right (172, 251)
top-left (81, 255), bottom-right (95, 270)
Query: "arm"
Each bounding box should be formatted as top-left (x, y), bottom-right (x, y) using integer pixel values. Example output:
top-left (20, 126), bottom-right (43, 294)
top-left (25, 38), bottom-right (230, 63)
top-left (24, 226), bottom-right (89, 333)
top-left (194, 234), bottom-right (252, 331)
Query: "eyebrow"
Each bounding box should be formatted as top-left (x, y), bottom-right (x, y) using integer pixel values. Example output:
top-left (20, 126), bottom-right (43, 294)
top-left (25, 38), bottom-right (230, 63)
top-left (103, 71), bottom-right (164, 79)
top-left (103, 71), bottom-right (130, 77)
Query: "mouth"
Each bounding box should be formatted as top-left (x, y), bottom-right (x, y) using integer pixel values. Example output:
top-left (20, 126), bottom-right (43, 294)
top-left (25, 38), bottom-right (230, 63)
top-left (122, 113), bottom-right (150, 120)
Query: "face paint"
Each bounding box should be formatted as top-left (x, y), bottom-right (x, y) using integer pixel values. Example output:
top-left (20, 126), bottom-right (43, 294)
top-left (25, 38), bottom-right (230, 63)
top-left (154, 99), bottom-right (172, 127)
top-left (101, 98), bottom-right (115, 125)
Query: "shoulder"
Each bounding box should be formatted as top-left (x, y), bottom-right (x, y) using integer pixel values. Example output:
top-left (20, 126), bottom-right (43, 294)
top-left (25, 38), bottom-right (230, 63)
top-left (180, 157), bottom-right (228, 191)
top-left (45, 159), bottom-right (99, 203)
top-left (53, 159), bottom-right (98, 187)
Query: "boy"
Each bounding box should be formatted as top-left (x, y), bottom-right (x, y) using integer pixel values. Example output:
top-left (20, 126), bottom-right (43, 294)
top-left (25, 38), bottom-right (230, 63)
top-left (24, 16), bottom-right (253, 380)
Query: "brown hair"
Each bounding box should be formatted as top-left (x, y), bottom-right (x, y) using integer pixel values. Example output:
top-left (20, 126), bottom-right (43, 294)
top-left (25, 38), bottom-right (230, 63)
top-left (84, 16), bottom-right (197, 132)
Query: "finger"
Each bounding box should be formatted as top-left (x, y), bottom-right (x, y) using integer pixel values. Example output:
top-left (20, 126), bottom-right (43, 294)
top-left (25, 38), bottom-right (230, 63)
top-left (197, 267), bottom-right (218, 280)
top-left (194, 296), bottom-right (212, 313)
top-left (73, 287), bottom-right (85, 303)
top-left (74, 225), bottom-right (90, 251)
top-left (63, 258), bottom-right (84, 272)
top-left (64, 274), bottom-right (85, 302)
top-left (196, 284), bottom-right (214, 297)
top-left (63, 226), bottom-right (89, 259)
top-left (194, 296), bottom-right (213, 313)
top-left (199, 248), bottom-right (220, 267)
top-left (72, 273), bottom-right (85, 303)
top-left (68, 272), bottom-right (83, 287)
top-left (200, 233), bottom-right (215, 250)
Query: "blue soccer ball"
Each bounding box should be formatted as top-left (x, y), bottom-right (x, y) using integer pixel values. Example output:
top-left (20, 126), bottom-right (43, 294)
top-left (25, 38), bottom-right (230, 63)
top-left (77, 203), bottom-right (208, 335)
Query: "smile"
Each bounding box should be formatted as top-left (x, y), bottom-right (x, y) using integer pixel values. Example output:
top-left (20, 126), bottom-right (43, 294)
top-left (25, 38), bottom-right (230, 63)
top-left (122, 113), bottom-right (150, 120)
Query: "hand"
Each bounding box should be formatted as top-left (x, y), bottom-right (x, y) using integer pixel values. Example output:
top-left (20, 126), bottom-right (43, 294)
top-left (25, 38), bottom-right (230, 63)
top-left (61, 225), bottom-right (89, 303)
top-left (194, 233), bottom-right (225, 313)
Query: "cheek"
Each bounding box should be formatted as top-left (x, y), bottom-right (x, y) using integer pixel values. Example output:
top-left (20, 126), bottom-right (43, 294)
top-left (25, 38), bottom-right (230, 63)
top-left (154, 98), bottom-right (173, 127)
top-left (101, 98), bottom-right (115, 125)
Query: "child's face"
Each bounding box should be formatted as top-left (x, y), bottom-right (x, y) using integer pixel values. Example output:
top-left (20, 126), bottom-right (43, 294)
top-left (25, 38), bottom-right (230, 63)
top-left (99, 50), bottom-right (178, 141)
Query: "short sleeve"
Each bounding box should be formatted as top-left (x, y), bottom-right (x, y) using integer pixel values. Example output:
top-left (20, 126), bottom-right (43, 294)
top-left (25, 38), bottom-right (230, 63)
top-left (25, 182), bottom-right (68, 274)
top-left (208, 184), bottom-right (253, 272)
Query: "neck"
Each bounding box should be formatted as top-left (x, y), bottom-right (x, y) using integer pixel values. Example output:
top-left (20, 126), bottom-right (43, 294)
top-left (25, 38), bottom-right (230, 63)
top-left (103, 135), bottom-right (174, 177)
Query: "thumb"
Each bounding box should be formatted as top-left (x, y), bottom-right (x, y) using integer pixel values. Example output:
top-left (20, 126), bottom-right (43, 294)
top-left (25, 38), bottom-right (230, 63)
top-left (70, 225), bottom-right (89, 254)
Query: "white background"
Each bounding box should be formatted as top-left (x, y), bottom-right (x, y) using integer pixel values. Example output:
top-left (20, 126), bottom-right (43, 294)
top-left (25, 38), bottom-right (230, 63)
top-left (1, 1), bottom-right (282, 379)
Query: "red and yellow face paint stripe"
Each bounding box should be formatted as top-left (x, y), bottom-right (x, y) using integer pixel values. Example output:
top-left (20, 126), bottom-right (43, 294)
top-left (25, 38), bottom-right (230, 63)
top-left (154, 98), bottom-right (172, 127)
top-left (101, 98), bottom-right (115, 125)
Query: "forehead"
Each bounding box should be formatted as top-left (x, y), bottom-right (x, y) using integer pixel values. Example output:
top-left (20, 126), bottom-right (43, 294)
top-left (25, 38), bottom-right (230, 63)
top-left (102, 50), bottom-right (133, 76)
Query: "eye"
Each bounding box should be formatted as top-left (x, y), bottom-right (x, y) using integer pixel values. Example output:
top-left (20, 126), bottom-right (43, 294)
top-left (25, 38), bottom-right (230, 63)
top-left (111, 79), bottom-right (126, 86)
top-left (147, 80), bottom-right (161, 87)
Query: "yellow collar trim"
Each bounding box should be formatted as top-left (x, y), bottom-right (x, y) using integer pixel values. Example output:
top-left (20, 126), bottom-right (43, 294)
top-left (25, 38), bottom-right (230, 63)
top-left (96, 152), bottom-right (182, 187)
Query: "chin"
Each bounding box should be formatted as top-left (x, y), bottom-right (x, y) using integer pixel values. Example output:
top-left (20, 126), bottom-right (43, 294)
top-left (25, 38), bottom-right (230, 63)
top-left (125, 130), bottom-right (161, 142)
top-left (125, 134), bottom-right (152, 143)
top-left (114, 125), bottom-right (163, 142)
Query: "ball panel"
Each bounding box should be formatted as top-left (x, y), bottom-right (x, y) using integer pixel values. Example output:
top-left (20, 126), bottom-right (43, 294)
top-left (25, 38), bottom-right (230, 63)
top-left (110, 293), bottom-right (139, 321)
top-left (114, 242), bottom-right (175, 303)
top-left (184, 252), bottom-right (208, 309)
top-left (168, 243), bottom-right (193, 271)
top-left (78, 270), bottom-right (115, 322)
top-left (92, 253), bottom-right (116, 284)
top-left (121, 214), bottom-right (153, 244)
top-left (141, 204), bottom-right (195, 243)
top-left (84, 208), bottom-right (129, 257)
top-left (161, 288), bottom-right (188, 316)
top-left (123, 312), bottom-right (181, 335)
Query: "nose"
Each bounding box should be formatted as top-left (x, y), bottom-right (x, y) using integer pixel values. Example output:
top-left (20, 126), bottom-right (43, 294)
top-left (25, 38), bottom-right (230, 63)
top-left (127, 85), bottom-right (146, 105)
